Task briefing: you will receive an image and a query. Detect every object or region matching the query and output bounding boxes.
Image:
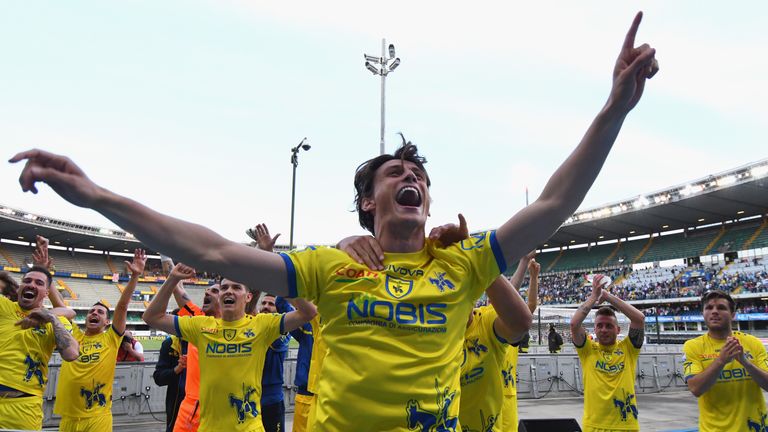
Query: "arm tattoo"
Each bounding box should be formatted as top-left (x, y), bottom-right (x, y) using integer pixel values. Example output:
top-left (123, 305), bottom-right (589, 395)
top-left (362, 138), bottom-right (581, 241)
top-left (51, 318), bottom-right (74, 352)
top-left (628, 327), bottom-right (645, 349)
top-left (579, 304), bottom-right (592, 314)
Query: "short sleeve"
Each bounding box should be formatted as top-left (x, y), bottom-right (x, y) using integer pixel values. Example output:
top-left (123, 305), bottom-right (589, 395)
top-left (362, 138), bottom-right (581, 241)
top-left (108, 325), bottom-right (124, 349)
top-left (431, 231), bottom-right (506, 297)
top-left (682, 340), bottom-right (703, 382)
top-left (280, 247), bottom-right (326, 301)
top-left (620, 336), bottom-right (641, 358)
top-left (748, 336), bottom-right (768, 372)
top-left (477, 306), bottom-right (508, 347)
top-left (0, 295), bottom-right (14, 315)
top-left (255, 313), bottom-right (284, 344)
top-left (176, 315), bottom-right (206, 346)
top-left (575, 338), bottom-right (595, 361)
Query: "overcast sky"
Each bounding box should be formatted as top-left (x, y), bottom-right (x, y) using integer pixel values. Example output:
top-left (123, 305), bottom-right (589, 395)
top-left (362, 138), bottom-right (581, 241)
top-left (2, 1), bottom-right (766, 246)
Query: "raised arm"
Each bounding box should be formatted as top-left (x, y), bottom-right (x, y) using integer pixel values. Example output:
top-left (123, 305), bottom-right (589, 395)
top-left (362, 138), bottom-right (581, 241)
top-left (495, 12), bottom-right (658, 266)
top-left (282, 297), bottom-right (318, 333)
top-left (600, 286), bottom-right (645, 348)
top-left (526, 258), bottom-right (541, 314)
top-left (10, 150), bottom-right (289, 296)
top-left (249, 223), bottom-right (281, 253)
top-left (143, 263), bottom-right (196, 335)
top-left (113, 249), bottom-right (146, 335)
top-left (33, 235), bottom-right (75, 319)
top-left (570, 276), bottom-right (604, 347)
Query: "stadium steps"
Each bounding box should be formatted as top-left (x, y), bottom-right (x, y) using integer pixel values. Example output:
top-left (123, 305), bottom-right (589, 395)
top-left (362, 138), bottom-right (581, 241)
top-left (701, 226), bottom-right (726, 255)
top-left (742, 219), bottom-right (768, 250)
top-left (57, 279), bottom-right (78, 300)
top-left (601, 240), bottom-right (622, 267)
top-left (546, 250), bottom-right (563, 272)
top-left (0, 244), bottom-right (18, 267)
top-left (631, 237), bottom-right (654, 264)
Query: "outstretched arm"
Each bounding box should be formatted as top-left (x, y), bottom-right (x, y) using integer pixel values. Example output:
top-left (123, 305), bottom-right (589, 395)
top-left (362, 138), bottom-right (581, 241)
top-left (114, 249), bottom-right (146, 335)
top-left (495, 12), bottom-right (658, 266)
top-left (10, 151), bottom-right (289, 296)
top-left (526, 258), bottom-right (540, 314)
top-left (143, 264), bottom-right (196, 335)
top-left (570, 276), bottom-right (605, 347)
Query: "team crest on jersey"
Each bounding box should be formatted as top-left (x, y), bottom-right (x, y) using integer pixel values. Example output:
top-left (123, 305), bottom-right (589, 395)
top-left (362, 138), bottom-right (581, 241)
top-left (80, 382), bottom-right (107, 409)
top-left (502, 365), bottom-right (515, 388)
top-left (229, 384), bottom-right (259, 423)
top-left (243, 328), bottom-right (255, 338)
top-left (460, 232), bottom-right (487, 251)
top-left (385, 275), bottom-right (413, 299)
top-left (600, 350), bottom-right (613, 362)
top-left (466, 338), bottom-right (488, 358)
top-left (429, 272), bottom-right (455, 293)
top-left (747, 412), bottom-right (768, 432)
top-left (23, 355), bottom-right (45, 387)
top-left (613, 391), bottom-right (638, 422)
top-left (405, 378), bottom-right (458, 432)
top-left (223, 329), bottom-right (237, 341)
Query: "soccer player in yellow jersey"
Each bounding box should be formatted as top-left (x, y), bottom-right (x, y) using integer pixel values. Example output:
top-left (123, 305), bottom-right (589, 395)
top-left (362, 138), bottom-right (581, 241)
top-left (459, 254), bottom-right (537, 432)
top-left (54, 248), bottom-right (147, 431)
top-left (143, 263), bottom-right (316, 432)
top-left (0, 266), bottom-right (79, 430)
top-left (12, 12), bottom-right (658, 431)
top-left (684, 290), bottom-right (768, 432)
top-left (570, 275), bottom-right (645, 432)
top-left (501, 256), bottom-right (540, 432)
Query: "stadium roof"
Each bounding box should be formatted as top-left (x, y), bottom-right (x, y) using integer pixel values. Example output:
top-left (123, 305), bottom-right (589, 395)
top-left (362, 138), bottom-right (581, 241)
top-left (2, 159), bottom-right (768, 253)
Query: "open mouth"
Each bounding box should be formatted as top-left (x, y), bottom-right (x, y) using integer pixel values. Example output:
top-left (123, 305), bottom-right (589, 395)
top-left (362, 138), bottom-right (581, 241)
top-left (396, 186), bottom-right (422, 207)
top-left (221, 296), bottom-right (236, 306)
top-left (88, 317), bottom-right (100, 324)
top-left (20, 288), bottom-right (37, 301)
top-left (203, 295), bottom-right (212, 305)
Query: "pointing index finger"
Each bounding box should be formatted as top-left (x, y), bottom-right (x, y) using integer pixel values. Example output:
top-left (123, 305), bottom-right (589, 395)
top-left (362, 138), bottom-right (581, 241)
top-left (622, 11), bottom-right (643, 52)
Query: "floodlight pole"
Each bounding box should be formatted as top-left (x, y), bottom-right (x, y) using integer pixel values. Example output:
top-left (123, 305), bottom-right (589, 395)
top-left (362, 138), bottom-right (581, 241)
top-left (379, 39), bottom-right (386, 155)
top-left (289, 138), bottom-right (310, 250)
top-left (364, 38), bottom-right (401, 155)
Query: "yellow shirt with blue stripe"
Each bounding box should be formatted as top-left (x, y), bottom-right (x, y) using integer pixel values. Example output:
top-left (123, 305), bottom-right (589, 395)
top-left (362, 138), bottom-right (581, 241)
top-left (683, 331), bottom-right (768, 432)
top-left (54, 324), bottom-right (123, 418)
top-left (174, 313), bottom-right (283, 432)
top-left (0, 295), bottom-right (69, 396)
top-left (281, 231), bottom-right (506, 431)
top-left (576, 336), bottom-right (641, 431)
top-left (459, 305), bottom-right (511, 432)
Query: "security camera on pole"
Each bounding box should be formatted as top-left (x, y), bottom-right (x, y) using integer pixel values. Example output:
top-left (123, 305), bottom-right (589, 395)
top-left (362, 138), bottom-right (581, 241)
top-left (364, 39), bottom-right (401, 155)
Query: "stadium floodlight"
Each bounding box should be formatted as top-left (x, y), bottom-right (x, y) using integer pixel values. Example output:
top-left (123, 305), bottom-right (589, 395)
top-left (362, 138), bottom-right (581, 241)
top-left (611, 206), bottom-right (622, 215)
top-left (365, 62), bottom-right (380, 75)
top-left (364, 38), bottom-right (403, 154)
top-left (716, 175), bottom-right (737, 186)
top-left (737, 210), bottom-right (745, 215)
top-left (289, 138), bottom-right (312, 250)
top-left (635, 196), bottom-right (650, 208)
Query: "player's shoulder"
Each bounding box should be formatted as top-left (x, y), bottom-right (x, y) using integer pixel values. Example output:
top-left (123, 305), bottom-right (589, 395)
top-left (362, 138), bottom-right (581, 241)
top-left (734, 331), bottom-right (762, 346)
top-left (683, 334), bottom-right (706, 351)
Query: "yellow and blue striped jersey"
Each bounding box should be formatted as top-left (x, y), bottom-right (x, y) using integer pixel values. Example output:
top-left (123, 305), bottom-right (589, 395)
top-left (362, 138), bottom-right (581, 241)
top-left (281, 231), bottom-right (505, 431)
top-left (576, 337), bottom-right (640, 431)
top-left (459, 305), bottom-right (510, 432)
top-left (0, 296), bottom-right (69, 396)
top-left (54, 324), bottom-right (123, 418)
top-left (175, 313), bottom-right (283, 432)
top-left (683, 331), bottom-right (768, 432)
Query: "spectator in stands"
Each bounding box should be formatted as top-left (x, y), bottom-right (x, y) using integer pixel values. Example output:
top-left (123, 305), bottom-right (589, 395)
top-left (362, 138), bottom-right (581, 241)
top-left (571, 275), bottom-right (645, 431)
top-left (54, 248), bottom-right (146, 432)
top-left (0, 266), bottom-right (79, 430)
top-left (548, 323), bottom-right (564, 353)
top-left (142, 263), bottom-right (316, 432)
top-left (683, 290), bottom-right (768, 432)
top-left (0, 270), bottom-right (18, 301)
top-left (116, 329), bottom-right (145, 362)
top-left (153, 310), bottom-right (185, 432)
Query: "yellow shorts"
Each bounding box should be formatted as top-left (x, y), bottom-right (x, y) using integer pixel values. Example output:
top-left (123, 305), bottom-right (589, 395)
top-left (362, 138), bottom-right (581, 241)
top-left (292, 393), bottom-right (314, 432)
top-left (0, 395), bottom-right (43, 430)
top-left (501, 394), bottom-right (518, 432)
top-left (173, 397), bottom-right (201, 432)
top-left (59, 413), bottom-right (113, 432)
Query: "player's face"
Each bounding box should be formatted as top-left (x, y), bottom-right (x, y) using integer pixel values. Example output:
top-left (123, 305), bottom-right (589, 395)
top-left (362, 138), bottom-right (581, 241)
top-left (703, 298), bottom-right (734, 331)
top-left (219, 279), bottom-right (251, 314)
top-left (202, 284), bottom-right (221, 316)
top-left (86, 304), bottom-right (109, 332)
top-left (17, 271), bottom-right (48, 310)
top-left (364, 159), bottom-right (430, 234)
top-left (594, 315), bottom-right (619, 346)
top-left (260, 296), bottom-right (277, 314)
